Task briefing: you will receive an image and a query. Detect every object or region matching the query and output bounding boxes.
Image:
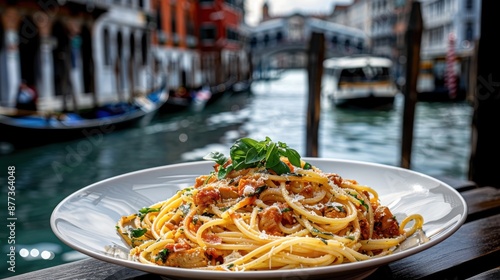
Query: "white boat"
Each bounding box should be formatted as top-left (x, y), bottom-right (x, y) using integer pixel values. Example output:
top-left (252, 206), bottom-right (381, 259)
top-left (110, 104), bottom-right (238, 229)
top-left (322, 55), bottom-right (399, 109)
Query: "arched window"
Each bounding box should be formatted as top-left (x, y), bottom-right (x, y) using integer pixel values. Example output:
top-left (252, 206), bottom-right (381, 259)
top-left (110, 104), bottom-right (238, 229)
top-left (263, 34), bottom-right (269, 46)
top-left (331, 36), bottom-right (338, 46)
top-left (103, 28), bottom-right (111, 65)
top-left (250, 36), bottom-right (257, 49)
top-left (141, 33), bottom-right (148, 66)
top-left (80, 25), bottom-right (94, 94)
top-left (117, 31), bottom-right (123, 59)
top-left (344, 39), bottom-right (351, 50)
top-left (357, 41), bottom-right (363, 51)
top-left (129, 33), bottom-right (135, 59)
top-left (18, 16), bottom-right (40, 86)
top-left (51, 20), bottom-right (69, 96)
top-left (276, 31), bottom-right (283, 42)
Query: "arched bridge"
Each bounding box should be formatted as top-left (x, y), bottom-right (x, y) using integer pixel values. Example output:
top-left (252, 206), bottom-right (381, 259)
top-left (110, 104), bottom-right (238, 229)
top-left (248, 13), bottom-right (367, 71)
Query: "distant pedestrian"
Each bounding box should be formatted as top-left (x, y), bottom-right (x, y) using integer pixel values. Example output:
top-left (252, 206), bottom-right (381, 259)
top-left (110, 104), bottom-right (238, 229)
top-left (16, 81), bottom-right (38, 112)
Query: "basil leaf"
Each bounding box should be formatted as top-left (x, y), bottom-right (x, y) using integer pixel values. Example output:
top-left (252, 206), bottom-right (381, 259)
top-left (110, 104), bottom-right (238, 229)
top-left (265, 145), bottom-right (280, 168)
top-left (217, 165), bottom-right (233, 179)
top-left (245, 146), bottom-right (263, 164)
top-left (203, 151), bottom-right (227, 165)
top-left (230, 138), bottom-right (254, 169)
top-left (285, 148), bottom-right (301, 167)
top-left (204, 137), bottom-right (304, 178)
top-left (270, 161), bottom-right (291, 175)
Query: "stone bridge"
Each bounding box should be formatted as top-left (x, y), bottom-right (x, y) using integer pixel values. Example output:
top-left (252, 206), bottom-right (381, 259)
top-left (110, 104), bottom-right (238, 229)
top-left (248, 13), bottom-right (367, 74)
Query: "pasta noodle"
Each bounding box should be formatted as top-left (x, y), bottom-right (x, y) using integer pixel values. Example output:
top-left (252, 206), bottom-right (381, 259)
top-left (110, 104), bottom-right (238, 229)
top-left (116, 156), bottom-right (424, 271)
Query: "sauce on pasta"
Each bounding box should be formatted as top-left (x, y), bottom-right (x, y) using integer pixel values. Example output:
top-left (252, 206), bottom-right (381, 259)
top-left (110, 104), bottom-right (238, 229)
top-left (116, 138), bottom-right (424, 271)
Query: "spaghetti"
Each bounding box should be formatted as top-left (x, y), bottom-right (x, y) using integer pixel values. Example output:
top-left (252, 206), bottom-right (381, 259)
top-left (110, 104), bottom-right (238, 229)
top-left (116, 139), bottom-right (424, 271)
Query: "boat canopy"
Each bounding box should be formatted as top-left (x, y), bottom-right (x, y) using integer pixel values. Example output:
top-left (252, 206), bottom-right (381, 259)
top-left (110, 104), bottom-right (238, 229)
top-left (323, 55), bottom-right (393, 70)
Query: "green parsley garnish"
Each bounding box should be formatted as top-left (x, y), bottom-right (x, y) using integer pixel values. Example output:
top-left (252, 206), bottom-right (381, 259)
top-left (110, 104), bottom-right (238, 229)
top-left (155, 248), bottom-right (170, 263)
top-left (130, 228), bottom-right (147, 238)
top-left (139, 207), bottom-right (160, 214)
top-left (350, 193), bottom-right (369, 210)
top-left (251, 185), bottom-right (268, 197)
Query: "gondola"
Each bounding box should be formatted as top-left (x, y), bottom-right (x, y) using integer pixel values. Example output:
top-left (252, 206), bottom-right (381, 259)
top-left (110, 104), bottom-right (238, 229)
top-left (183, 80), bottom-right (235, 112)
top-left (229, 79), bottom-right (253, 94)
top-left (0, 83), bottom-right (168, 151)
top-left (159, 87), bottom-right (194, 114)
top-left (204, 79), bottom-right (236, 106)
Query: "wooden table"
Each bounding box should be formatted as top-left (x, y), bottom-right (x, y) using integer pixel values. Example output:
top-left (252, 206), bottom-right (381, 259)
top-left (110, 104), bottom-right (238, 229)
top-left (6, 177), bottom-right (500, 280)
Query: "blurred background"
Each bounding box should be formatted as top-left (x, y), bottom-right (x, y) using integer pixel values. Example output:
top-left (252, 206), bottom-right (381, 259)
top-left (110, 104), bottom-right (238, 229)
top-left (0, 0), bottom-right (482, 277)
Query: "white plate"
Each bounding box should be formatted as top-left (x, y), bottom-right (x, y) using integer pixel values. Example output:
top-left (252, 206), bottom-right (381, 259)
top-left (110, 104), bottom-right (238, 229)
top-left (51, 158), bottom-right (467, 280)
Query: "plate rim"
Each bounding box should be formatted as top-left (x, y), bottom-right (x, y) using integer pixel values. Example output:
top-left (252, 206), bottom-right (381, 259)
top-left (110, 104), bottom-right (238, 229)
top-left (50, 158), bottom-right (468, 279)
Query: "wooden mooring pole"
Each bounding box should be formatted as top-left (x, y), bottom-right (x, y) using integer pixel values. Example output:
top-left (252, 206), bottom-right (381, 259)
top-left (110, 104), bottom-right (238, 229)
top-left (400, 2), bottom-right (423, 169)
top-left (469, 0), bottom-right (500, 188)
top-left (306, 32), bottom-right (325, 157)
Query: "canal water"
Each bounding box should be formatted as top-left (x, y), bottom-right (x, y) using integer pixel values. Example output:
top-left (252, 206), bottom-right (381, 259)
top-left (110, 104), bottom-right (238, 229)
top-left (0, 69), bottom-right (473, 277)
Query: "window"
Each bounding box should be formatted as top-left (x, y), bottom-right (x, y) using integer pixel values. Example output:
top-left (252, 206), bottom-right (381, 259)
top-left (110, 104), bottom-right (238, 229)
top-left (395, 0), bottom-right (406, 8)
top-left (357, 41), bottom-right (363, 51)
top-left (331, 36), bottom-right (338, 46)
top-left (276, 31), bottom-right (283, 42)
top-left (186, 10), bottom-right (195, 37)
top-left (344, 39), bottom-right (351, 50)
top-left (465, 22), bottom-right (473, 41)
top-left (117, 31), bottom-right (123, 59)
top-left (200, 25), bottom-right (216, 42)
top-left (250, 36), bottom-right (257, 49)
top-left (156, 5), bottom-right (162, 31)
top-left (429, 26), bottom-right (444, 47)
top-left (465, 0), bottom-right (473, 10)
top-left (226, 28), bottom-right (238, 41)
top-left (141, 33), bottom-right (148, 66)
top-left (103, 28), bottom-right (111, 65)
top-left (129, 33), bottom-right (135, 58)
top-left (171, 4), bottom-right (177, 34)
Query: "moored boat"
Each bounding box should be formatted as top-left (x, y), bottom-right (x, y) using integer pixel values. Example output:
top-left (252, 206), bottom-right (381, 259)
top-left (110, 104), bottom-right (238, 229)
top-left (323, 55), bottom-right (399, 109)
top-left (230, 79), bottom-right (253, 94)
top-left (205, 79), bottom-right (236, 107)
top-left (0, 83), bottom-right (168, 152)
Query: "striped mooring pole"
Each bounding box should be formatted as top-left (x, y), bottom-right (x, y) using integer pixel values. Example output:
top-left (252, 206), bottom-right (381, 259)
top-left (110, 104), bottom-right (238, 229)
top-left (445, 32), bottom-right (457, 99)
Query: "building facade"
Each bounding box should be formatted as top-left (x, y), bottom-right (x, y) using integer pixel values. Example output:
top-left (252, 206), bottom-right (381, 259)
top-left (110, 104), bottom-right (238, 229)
top-left (0, 0), bottom-right (250, 111)
top-left (151, 0), bottom-right (202, 91)
top-left (329, 0), bottom-right (481, 97)
top-left (0, 0), bottom-right (157, 111)
top-left (196, 0), bottom-right (250, 87)
top-left (419, 0), bottom-right (481, 95)
top-left (330, 0), bottom-right (372, 50)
